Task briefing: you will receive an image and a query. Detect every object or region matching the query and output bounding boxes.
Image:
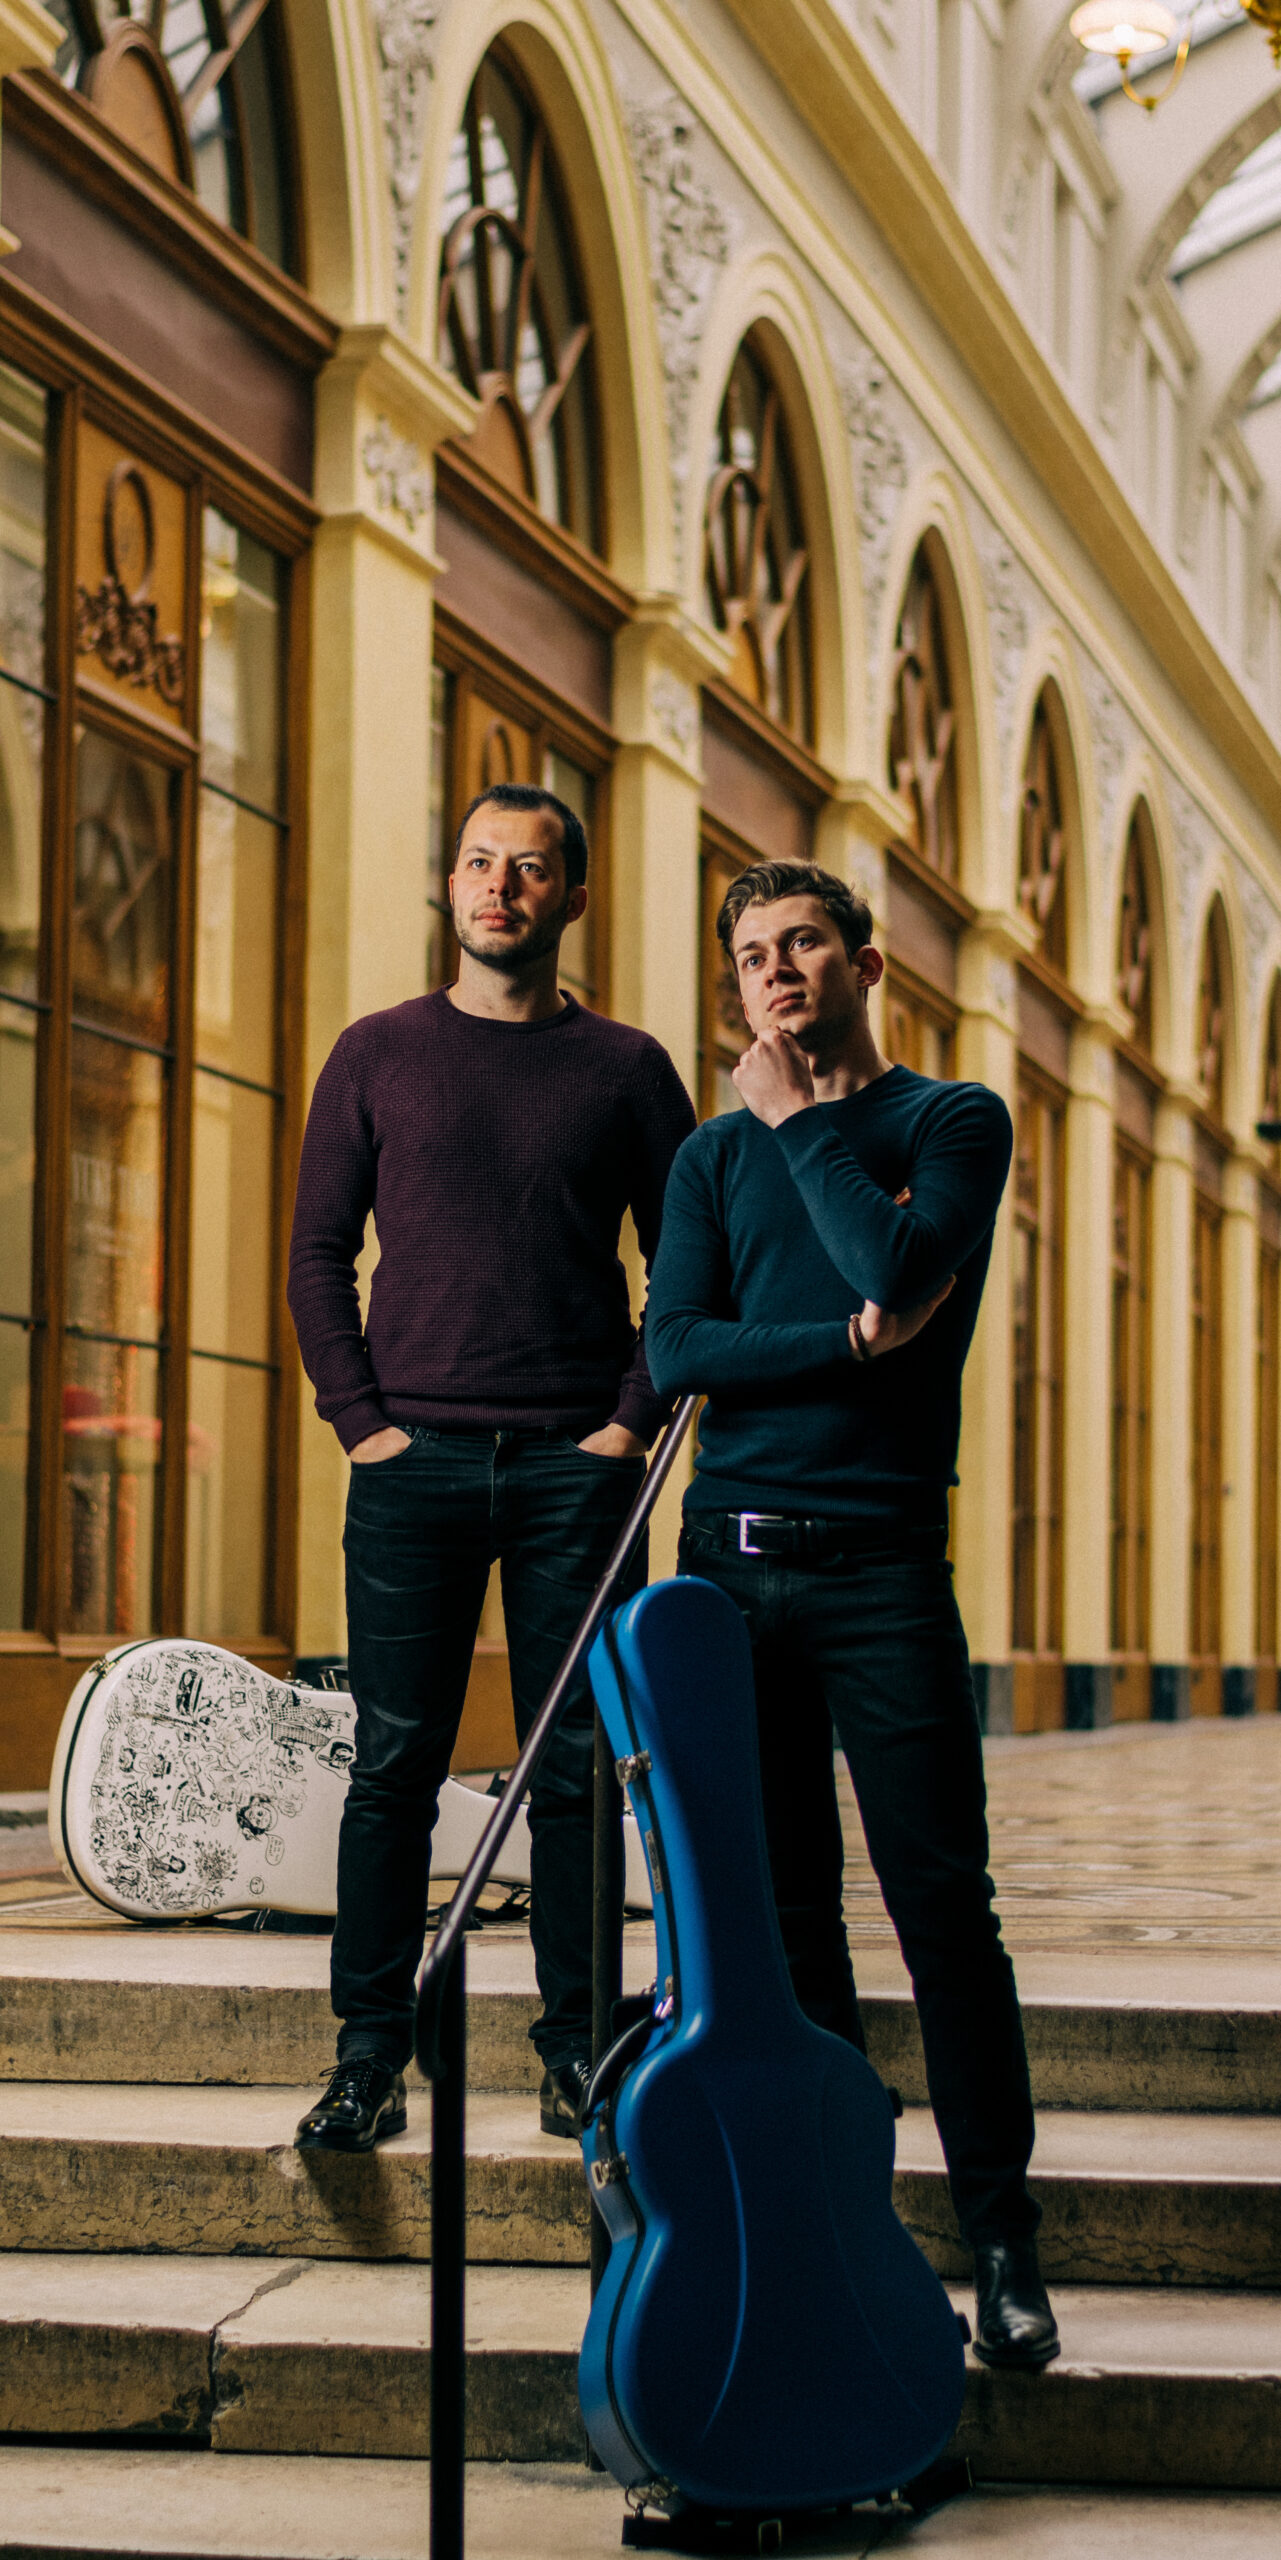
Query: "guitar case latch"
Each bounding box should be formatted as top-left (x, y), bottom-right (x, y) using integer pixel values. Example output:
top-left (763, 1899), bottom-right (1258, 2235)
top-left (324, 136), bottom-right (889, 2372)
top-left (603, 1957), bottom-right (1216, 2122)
top-left (589, 2150), bottom-right (629, 2190)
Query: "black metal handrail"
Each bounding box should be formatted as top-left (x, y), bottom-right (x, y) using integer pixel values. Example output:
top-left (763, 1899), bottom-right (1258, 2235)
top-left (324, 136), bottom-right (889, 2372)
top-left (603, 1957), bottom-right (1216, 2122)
top-left (415, 1396), bottom-right (698, 2560)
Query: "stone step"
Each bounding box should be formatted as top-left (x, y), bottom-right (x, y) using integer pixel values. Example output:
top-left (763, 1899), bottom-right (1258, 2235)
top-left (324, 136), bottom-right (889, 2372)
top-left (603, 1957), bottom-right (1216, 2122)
top-left (1, 2450), bottom-right (1281, 2559)
top-left (5, 1926), bottom-right (1281, 2111)
top-left (1, 2087), bottom-right (1279, 2286)
top-left (2, 2253), bottom-right (1281, 2488)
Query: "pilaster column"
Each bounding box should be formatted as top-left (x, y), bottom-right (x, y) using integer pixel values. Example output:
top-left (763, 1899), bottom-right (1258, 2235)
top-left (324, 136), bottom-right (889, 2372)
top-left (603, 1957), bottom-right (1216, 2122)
top-left (953, 911), bottom-right (1027, 1730)
top-left (1221, 1149), bottom-right (1261, 1713)
top-left (1061, 1008), bottom-right (1126, 1726)
top-left (296, 329), bottom-right (475, 1661)
top-left (611, 607), bottom-right (724, 1575)
top-left (815, 779), bottom-right (902, 1051)
top-left (1149, 1088), bottom-right (1197, 1718)
top-left (610, 605), bottom-right (723, 1095)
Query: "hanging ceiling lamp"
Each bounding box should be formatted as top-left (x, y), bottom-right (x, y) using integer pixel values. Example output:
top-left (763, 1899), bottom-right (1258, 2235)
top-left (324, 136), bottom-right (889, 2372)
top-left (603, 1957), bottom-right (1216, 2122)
top-left (1070, 1), bottom-right (1281, 108)
top-left (1068, 1), bottom-right (1191, 109)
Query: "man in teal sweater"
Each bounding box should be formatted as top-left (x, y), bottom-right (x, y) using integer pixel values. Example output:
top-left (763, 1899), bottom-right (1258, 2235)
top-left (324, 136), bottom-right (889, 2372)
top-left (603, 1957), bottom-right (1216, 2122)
top-left (646, 858), bottom-right (1057, 2372)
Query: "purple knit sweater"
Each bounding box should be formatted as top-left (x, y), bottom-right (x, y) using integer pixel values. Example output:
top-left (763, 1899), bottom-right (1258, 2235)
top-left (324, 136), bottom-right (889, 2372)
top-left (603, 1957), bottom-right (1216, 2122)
top-left (287, 990), bottom-right (696, 1453)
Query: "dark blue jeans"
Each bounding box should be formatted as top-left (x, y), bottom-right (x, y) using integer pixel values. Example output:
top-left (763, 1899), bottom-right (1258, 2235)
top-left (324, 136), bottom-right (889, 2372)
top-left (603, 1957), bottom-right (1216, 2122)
top-left (336, 1426), bottom-right (647, 2072)
top-left (677, 1518), bottom-right (1038, 2249)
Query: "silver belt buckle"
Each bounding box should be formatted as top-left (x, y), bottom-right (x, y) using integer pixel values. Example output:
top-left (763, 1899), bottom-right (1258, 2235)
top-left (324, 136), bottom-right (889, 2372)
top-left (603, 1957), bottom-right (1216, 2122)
top-left (738, 1513), bottom-right (781, 1556)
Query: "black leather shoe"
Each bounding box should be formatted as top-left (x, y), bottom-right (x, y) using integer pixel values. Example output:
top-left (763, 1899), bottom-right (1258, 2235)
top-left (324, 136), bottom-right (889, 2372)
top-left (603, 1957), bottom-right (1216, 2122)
top-left (295, 2059), bottom-right (407, 2153)
top-left (972, 2240), bottom-right (1060, 2369)
top-left (539, 2057), bottom-right (592, 2138)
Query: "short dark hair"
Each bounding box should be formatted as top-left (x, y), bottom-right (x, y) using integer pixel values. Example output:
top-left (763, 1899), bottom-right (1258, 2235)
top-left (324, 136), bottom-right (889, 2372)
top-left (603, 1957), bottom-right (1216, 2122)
top-left (455, 783), bottom-right (588, 892)
top-left (716, 861), bottom-right (873, 964)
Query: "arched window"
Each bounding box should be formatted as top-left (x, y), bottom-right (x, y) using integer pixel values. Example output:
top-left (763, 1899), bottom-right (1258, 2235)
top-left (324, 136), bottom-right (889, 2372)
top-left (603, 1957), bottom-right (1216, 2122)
top-left (888, 546), bottom-right (958, 881)
top-left (1262, 976), bottom-right (1281, 1141)
top-left (47, 1), bottom-right (298, 273)
top-left (1019, 694), bottom-right (1068, 973)
top-left (439, 52), bottom-right (600, 550)
top-left (704, 338), bottom-right (812, 741)
top-left (1197, 905), bottom-right (1227, 1122)
top-left (1116, 807), bottom-right (1154, 1052)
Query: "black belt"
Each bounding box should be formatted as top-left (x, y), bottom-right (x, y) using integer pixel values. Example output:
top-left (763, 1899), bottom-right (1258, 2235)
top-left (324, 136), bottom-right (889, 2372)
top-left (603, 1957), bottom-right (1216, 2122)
top-left (708, 1511), bottom-right (861, 1560)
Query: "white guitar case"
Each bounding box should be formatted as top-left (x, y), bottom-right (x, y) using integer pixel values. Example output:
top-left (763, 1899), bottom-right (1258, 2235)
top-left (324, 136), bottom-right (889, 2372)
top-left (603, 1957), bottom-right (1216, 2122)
top-left (49, 1639), bottom-right (651, 1921)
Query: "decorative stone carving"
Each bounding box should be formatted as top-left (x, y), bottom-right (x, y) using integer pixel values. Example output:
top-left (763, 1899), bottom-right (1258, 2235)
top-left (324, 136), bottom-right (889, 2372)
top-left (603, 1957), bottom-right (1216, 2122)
top-left (1167, 776), bottom-right (1215, 954)
top-left (975, 520), bottom-right (1033, 786)
top-left (840, 345), bottom-right (909, 636)
top-left (1079, 653), bottom-right (1130, 851)
top-left (626, 95), bottom-right (731, 551)
top-left (372, 0), bottom-right (441, 323)
top-left (988, 952), bottom-right (1017, 1019)
top-left (362, 417), bottom-right (431, 531)
top-left (649, 668), bottom-right (699, 755)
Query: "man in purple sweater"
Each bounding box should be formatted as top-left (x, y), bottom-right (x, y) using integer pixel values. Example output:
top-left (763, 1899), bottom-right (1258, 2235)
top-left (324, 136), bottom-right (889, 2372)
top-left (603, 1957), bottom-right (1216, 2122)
top-left (287, 783), bottom-right (695, 2152)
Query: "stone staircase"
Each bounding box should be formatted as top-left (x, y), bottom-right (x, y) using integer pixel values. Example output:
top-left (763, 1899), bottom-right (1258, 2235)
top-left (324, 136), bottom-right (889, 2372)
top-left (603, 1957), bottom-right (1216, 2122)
top-left (1, 1917), bottom-right (1280, 2550)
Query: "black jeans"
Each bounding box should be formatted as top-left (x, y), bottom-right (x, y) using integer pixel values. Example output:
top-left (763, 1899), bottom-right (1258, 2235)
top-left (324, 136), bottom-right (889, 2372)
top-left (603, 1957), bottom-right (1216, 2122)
top-left (336, 1426), bottom-right (647, 2073)
top-left (677, 1517), bottom-right (1038, 2249)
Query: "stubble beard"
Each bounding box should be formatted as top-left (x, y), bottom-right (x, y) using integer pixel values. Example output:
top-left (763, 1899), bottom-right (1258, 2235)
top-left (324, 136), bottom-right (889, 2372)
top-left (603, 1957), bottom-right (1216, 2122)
top-left (454, 898), bottom-right (574, 976)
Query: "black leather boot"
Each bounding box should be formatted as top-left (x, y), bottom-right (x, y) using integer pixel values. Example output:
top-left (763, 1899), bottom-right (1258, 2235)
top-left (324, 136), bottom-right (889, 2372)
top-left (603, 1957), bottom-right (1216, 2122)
top-left (295, 2058), bottom-right (408, 2153)
top-left (539, 2057), bottom-right (592, 2138)
top-left (972, 2239), bottom-right (1060, 2369)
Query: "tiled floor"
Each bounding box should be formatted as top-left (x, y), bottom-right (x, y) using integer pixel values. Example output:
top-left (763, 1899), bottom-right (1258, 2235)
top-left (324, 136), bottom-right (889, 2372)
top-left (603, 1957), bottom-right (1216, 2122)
top-left (8, 1715), bottom-right (1281, 1968)
top-left (838, 1716), bottom-right (1281, 1953)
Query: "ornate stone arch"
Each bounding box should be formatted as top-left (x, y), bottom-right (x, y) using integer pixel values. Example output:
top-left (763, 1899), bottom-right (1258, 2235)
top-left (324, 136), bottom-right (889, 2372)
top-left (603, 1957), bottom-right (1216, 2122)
top-left (280, 0), bottom-right (389, 316)
top-left (683, 251), bottom-right (864, 775)
top-left (412, 0), bottom-right (673, 589)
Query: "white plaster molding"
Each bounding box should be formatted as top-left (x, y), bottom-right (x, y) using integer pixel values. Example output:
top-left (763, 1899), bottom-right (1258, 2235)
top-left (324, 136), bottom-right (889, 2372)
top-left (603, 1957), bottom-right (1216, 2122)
top-left (649, 667), bottom-right (699, 754)
top-left (362, 415), bottom-right (431, 529)
top-left (839, 343), bottom-right (910, 640)
top-left (1234, 857), bottom-right (1277, 1018)
top-left (1166, 774), bottom-right (1217, 954)
top-left (625, 92), bottom-right (731, 549)
top-left (372, 0), bottom-right (442, 324)
top-left (1078, 651), bottom-right (1133, 854)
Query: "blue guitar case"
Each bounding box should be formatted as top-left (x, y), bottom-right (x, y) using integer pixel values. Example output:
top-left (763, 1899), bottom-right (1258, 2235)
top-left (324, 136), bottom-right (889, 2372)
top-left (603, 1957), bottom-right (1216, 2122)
top-left (579, 1575), bottom-right (966, 2519)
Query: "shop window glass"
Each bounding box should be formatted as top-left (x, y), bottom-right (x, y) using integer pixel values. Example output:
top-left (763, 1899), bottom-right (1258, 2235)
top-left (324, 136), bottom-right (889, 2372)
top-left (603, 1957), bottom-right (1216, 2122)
top-left (0, 364), bottom-right (45, 1625)
top-left (1011, 1075), bottom-right (1065, 1657)
top-left (1111, 1139), bottom-right (1151, 1659)
top-left (705, 339), bottom-right (812, 742)
top-left (1191, 1193), bottom-right (1223, 1661)
top-left (440, 52), bottom-right (600, 549)
top-left (0, 402), bottom-right (293, 1654)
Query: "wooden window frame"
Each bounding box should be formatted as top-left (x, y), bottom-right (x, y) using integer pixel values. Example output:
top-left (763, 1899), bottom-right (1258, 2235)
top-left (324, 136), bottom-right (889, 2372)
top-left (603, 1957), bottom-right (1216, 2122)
top-left (0, 292), bottom-right (315, 1732)
top-left (1190, 1179), bottom-right (1224, 1710)
top-left (431, 610), bottom-right (614, 1016)
top-left (1011, 1059), bottom-right (1067, 1727)
top-left (1111, 1131), bottom-right (1153, 1669)
top-left (1256, 1219), bottom-right (1280, 1710)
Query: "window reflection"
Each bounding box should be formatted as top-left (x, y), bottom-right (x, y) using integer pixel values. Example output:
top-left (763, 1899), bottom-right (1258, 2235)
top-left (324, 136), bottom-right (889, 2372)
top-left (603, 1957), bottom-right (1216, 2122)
top-left (73, 733), bottom-right (174, 1045)
top-left (201, 509), bottom-right (284, 815)
top-left (61, 1336), bottom-right (161, 1636)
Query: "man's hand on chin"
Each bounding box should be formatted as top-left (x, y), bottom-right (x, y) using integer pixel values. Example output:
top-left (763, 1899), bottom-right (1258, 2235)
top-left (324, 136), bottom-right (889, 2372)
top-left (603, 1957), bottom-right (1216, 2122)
top-left (732, 1028), bottom-right (815, 1127)
top-left (577, 1424), bottom-right (647, 1458)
